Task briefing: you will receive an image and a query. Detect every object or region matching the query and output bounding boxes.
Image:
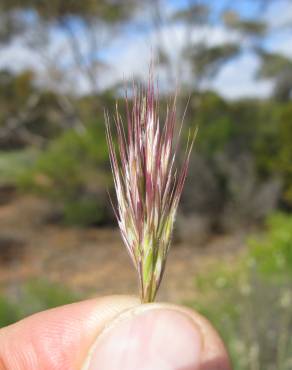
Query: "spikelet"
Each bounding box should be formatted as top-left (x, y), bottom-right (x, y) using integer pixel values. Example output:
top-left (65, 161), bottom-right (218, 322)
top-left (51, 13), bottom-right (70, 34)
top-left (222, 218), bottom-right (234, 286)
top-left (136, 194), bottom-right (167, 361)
top-left (106, 71), bottom-right (196, 303)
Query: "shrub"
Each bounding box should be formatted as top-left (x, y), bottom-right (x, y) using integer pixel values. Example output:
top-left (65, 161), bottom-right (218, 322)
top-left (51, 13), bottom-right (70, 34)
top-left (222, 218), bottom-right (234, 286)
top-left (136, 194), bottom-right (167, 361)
top-left (63, 197), bottom-right (107, 226)
top-left (248, 213), bottom-right (292, 278)
top-left (19, 123), bottom-right (112, 225)
top-left (190, 92), bottom-right (234, 157)
top-left (188, 213), bottom-right (292, 370)
top-left (0, 296), bottom-right (20, 327)
top-left (276, 105), bottom-right (292, 205)
top-left (0, 149), bottom-right (37, 185)
top-left (0, 280), bottom-right (78, 328)
top-left (18, 279), bottom-right (78, 315)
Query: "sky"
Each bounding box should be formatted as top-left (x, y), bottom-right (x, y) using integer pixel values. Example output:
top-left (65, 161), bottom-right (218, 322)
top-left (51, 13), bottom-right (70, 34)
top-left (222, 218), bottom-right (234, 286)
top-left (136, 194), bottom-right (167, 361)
top-left (0, 0), bottom-right (292, 100)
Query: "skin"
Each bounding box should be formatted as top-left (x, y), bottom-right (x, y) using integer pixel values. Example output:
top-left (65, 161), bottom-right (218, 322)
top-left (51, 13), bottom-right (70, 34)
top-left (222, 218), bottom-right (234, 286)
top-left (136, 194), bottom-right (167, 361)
top-left (0, 296), bottom-right (232, 370)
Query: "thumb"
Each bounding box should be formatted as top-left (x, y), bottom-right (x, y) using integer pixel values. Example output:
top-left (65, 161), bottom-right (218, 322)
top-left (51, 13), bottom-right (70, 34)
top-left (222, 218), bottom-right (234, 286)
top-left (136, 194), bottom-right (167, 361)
top-left (0, 296), bottom-right (138, 370)
top-left (0, 296), bottom-right (231, 370)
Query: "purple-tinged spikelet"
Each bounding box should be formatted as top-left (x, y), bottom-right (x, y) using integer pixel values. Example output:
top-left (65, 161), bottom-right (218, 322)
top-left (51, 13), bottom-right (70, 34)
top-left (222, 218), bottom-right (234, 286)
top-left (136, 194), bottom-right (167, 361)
top-left (106, 71), bottom-right (195, 303)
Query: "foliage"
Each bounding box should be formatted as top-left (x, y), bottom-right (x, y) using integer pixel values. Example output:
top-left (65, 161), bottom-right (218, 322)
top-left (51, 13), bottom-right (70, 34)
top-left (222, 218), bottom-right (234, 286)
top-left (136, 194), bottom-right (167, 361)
top-left (0, 280), bottom-right (78, 328)
top-left (19, 123), bottom-right (112, 225)
top-left (252, 102), bottom-right (292, 205)
top-left (276, 106), bottom-right (292, 204)
top-left (0, 71), bottom-right (291, 229)
top-left (0, 149), bottom-right (37, 185)
top-left (257, 51), bottom-right (292, 101)
top-left (62, 197), bottom-right (107, 226)
top-left (223, 10), bottom-right (267, 36)
top-left (0, 70), bottom-right (34, 122)
top-left (0, 85), bottom-right (287, 230)
top-left (0, 70), bottom-right (74, 149)
top-left (181, 95), bottom-right (286, 230)
top-left (0, 296), bottom-right (20, 327)
top-left (188, 213), bottom-right (292, 370)
top-left (190, 92), bottom-right (234, 156)
top-left (0, 0), bottom-right (135, 22)
top-left (18, 279), bottom-right (78, 315)
top-left (187, 44), bottom-right (240, 81)
top-left (248, 213), bottom-right (292, 278)
top-left (0, 0), bottom-right (291, 229)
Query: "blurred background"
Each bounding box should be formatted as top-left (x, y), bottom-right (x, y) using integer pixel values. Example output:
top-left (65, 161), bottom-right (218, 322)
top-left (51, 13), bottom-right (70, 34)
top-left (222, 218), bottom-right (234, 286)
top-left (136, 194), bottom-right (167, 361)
top-left (0, 0), bottom-right (291, 368)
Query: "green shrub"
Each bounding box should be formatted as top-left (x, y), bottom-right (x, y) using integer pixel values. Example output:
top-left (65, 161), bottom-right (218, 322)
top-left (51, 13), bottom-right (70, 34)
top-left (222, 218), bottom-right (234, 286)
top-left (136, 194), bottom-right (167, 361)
top-left (0, 280), bottom-right (79, 328)
top-left (248, 213), bottom-right (292, 278)
top-left (19, 123), bottom-right (112, 225)
top-left (18, 279), bottom-right (78, 315)
top-left (0, 149), bottom-right (37, 185)
top-left (0, 295), bottom-right (20, 327)
top-left (192, 92), bottom-right (235, 156)
top-left (252, 102), bottom-right (292, 205)
top-left (63, 197), bottom-right (106, 226)
top-left (188, 213), bottom-right (292, 370)
top-left (276, 105), bottom-right (292, 204)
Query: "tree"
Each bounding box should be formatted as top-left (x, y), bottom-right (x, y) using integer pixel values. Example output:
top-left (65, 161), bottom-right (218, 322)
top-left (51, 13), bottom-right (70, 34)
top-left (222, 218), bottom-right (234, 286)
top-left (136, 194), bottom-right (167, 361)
top-left (0, 0), bottom-right (137, 145)
top-left (257, 51), bottom-right (292, 101)
top-left (142, 0), bottom-right (292, 100)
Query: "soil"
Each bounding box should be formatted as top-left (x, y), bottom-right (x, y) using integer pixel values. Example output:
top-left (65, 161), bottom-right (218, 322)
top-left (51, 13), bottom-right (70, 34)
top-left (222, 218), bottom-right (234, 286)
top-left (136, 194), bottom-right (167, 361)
top-left (0, 195), bottom-right (246, 303)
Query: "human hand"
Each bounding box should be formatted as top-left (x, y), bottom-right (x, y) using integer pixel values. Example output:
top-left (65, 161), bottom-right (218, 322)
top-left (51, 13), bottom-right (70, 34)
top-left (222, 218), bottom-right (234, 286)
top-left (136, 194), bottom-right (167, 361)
top-left (0, 296), bottom-right (231, 370)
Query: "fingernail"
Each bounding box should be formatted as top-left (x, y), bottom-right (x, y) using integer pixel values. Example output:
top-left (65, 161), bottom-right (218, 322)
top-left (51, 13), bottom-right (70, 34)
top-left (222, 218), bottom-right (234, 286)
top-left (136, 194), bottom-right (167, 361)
top-left (86, 307), bottom-right (202, 370)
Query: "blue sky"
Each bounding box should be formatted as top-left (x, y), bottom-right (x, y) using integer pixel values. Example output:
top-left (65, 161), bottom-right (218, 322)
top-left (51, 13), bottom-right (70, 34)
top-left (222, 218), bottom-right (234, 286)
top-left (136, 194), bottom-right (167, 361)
top-left (95, 0), bottom-right (292, 98)
top-left (168, 0), bottom-right (261, 19)
top-left (0, 0), bottom-right (291, 99)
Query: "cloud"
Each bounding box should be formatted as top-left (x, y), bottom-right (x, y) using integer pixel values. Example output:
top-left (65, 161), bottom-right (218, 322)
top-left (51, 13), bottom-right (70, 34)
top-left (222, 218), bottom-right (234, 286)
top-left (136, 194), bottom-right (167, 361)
top-left (264, 30), bottom-right (292, 59)
top-left (0, 7), bottom-right (279, 100)
top-left (264, 0), bottom-right (292, 29)
top-left (97, 22), bottom-right (241, 91)
top-left (0, 39), bottom-right (43, 73)
top-left (261, 0), bottom-right (292, 60)
top-left (210, 52), bottom-right (273, 100)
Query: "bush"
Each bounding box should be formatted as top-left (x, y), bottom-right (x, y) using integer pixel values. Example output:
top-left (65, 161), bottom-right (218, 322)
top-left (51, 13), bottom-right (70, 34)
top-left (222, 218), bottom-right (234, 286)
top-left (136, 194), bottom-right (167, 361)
top-left (0, 296), bottom-right (20, 327)
top-left (18, 279), bottom-right (78, 315)
top-left (182, 96), bottom-right (285, 231)
top-left (191, 92), bottom-right (234, 157)
top-left (248, 213), bottom-right (292, 278)
top-left (276, 105), bottom-right (292, 205)
top-left (63, 197), bottom-right (107, 226)
top-left (188, 213), bottom-right (292, 370)
top-left (0, 149), bottom-right (37, 185)
top-left (19, 123), bottom-right (112, 225)
top-left (0, 280), bottom-right (78, 328)
top-left (252, 102), bottom-right (292, 207)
